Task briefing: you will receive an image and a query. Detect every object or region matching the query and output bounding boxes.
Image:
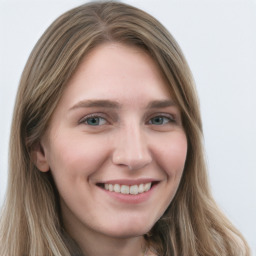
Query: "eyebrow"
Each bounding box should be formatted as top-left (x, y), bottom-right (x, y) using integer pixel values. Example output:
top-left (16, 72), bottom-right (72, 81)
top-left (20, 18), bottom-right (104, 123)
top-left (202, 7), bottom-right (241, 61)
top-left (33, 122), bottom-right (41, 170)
top-left (69, 100), bottom-right (121, 111)
top-left (69, 99), bottom-right (176, 111)
top-left (146, 100), bottom-right (177, 109)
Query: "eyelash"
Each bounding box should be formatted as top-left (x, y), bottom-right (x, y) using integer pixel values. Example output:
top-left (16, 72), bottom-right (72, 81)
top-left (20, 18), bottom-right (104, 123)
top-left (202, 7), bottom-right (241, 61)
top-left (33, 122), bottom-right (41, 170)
top-left (79, 113), bottom-right (108, 126)
top-left (147, 114), bottom-right (176, 125)
top-left (79, 113), bottom-right (177, 127)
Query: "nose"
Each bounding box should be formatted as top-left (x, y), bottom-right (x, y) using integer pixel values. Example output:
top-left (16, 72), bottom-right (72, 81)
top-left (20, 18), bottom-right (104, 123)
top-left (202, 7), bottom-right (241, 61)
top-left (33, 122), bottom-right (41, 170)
top-left (112, 124), bottom-right (152, 170)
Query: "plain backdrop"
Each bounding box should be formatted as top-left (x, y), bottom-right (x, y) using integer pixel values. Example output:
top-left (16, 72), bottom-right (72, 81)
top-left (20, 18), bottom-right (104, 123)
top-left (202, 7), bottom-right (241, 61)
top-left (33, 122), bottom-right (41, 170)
top-left (0, 0), bottom-right (255, 254)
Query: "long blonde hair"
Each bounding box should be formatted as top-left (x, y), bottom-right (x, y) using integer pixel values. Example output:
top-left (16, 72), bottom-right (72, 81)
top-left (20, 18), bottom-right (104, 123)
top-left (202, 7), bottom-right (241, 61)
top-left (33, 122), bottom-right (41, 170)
top-left (0, 1), bottom-right (250, 255)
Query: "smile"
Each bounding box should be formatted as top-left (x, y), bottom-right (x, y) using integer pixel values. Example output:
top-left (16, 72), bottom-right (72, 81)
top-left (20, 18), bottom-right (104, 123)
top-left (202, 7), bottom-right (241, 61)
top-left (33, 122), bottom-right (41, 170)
top-left (103, 182), bottom-right (152, 195)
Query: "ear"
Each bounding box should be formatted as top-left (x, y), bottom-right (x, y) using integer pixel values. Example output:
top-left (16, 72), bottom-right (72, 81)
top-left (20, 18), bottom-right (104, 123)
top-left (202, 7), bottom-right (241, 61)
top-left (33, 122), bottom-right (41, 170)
top-left (31, 142), bottom-right (50, 172)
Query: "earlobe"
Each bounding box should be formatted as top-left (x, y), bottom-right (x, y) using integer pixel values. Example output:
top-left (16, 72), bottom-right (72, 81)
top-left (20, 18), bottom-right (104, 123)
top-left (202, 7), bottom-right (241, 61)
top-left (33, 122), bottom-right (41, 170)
top-left (31, 142), bottom-right (50, 172)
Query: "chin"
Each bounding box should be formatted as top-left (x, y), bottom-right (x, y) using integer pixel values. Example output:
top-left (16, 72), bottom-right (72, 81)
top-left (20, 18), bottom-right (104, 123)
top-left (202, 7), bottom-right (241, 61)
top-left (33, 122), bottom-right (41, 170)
top-left (106, 229), bottom-right (148, 239)
top-left (102, 220), bottom-right (153, 239)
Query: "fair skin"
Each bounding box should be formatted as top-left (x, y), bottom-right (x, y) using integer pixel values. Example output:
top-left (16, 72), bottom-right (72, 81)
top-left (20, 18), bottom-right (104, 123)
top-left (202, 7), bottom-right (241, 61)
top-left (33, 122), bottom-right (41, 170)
top-left (34, 43), bottom-right (187, 256)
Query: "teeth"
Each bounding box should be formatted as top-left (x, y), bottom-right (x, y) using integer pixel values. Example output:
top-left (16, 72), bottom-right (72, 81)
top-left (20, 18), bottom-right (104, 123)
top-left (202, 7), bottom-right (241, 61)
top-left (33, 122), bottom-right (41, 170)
top-left (104, 182), bottom-right (152, 195)
top-left (121, 185), bottom-right (129, 194)
top-left (138, 184), bottom-right (144, 193)
top-left (114, 184), bottom-right (121, 193)
top-left (108, 184), bottom-right (113, 192)
top-left (144, 182), bottom-right (151, 192)
top-left (130, 185), bottom-right (138, 195)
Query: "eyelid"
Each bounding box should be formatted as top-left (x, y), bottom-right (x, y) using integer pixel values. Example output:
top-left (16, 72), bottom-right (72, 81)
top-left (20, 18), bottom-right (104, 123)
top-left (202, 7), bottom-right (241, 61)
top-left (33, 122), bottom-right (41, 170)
top-left (77, 112), bottom-right (178, 126)
top-left (79, 113), bottom-right (109, 124)
top-left (147, 113), bottom-right (176, 123)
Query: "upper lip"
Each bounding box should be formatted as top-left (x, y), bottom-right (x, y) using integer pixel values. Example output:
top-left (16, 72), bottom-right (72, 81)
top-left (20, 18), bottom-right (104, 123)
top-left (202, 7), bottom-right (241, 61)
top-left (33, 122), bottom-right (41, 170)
top-left (96, 178), bottom-right (159, 186)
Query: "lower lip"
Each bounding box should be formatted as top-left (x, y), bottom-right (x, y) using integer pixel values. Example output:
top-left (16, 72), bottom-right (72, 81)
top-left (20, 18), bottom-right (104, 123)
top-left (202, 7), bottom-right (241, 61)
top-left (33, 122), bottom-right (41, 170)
top-left (99, 184), bottom-right (157, 204)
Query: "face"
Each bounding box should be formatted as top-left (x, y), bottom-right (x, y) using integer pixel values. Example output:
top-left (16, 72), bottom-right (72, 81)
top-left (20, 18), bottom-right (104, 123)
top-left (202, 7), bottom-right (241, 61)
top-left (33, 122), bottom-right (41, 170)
top-left (35, 43), bottom-right (187, 240)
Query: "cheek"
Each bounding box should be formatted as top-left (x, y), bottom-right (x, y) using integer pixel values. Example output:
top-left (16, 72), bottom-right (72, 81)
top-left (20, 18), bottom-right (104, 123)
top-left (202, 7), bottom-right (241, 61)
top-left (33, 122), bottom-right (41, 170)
top-left (155, 132), bottom-right (187, 176)
top-left (45, 133), bottom-right (111, 178)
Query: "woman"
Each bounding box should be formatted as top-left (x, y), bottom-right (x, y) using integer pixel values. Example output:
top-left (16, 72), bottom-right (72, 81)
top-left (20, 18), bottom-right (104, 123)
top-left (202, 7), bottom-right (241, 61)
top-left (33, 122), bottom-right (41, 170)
top-left (0, 1), bottom-right (250, 256)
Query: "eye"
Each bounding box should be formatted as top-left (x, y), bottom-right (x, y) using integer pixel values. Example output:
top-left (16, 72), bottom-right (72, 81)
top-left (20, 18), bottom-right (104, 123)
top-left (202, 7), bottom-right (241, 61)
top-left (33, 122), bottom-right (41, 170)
top-left (80, 115), bottom-right (107, 126)
top-left (148, 115), bottom-right (174, 125)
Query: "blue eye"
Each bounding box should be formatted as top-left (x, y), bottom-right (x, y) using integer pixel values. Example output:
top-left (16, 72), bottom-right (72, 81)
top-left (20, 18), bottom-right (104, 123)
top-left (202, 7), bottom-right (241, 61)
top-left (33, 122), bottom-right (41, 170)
top-left (83, 116), bottom-right (107, 126)
top-left (149, 116), bottom-right (173, 125)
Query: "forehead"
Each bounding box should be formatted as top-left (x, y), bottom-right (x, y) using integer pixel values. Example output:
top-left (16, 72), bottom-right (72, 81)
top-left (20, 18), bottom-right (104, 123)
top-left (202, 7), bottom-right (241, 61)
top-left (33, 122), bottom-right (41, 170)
top-left (60, 43), bottom-right (173, 109)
